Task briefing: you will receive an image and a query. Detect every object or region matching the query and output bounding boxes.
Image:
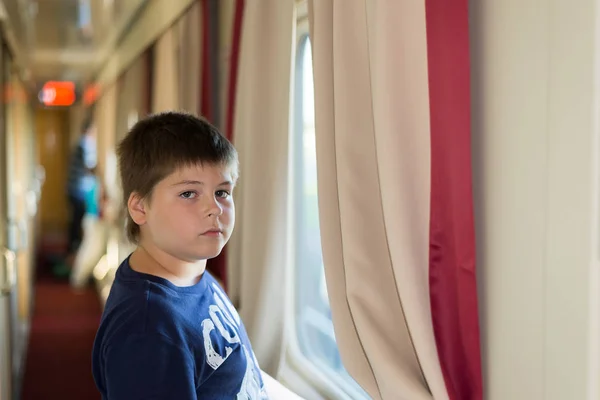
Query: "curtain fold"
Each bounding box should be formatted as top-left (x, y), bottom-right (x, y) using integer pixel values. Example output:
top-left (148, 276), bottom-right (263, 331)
top-left (152, 25), bottom-right (180, 113)
top-left (200, 0), bottom-right (214, 122)
top-left (94, 84), bottom-right (118, 221)
top-left (307, 1), bottom-right (482, 399)
top-left (177, 2), bottom-right (201, 113)
top-left (113, 54), bottom-right (153, 260)
top-left (226, 0), bottom-right (295, 376)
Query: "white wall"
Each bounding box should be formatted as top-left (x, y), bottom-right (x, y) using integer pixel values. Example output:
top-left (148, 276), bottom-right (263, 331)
top-left (471, 0), bottom-right (600, 399)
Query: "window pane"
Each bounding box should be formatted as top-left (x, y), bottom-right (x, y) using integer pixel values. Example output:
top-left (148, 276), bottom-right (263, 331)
top-left (294, 36), bottom-right (368, 399)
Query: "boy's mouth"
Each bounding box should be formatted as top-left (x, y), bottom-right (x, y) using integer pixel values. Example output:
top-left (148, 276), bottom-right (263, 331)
top-left (201, 228), bottom-right (223, 237)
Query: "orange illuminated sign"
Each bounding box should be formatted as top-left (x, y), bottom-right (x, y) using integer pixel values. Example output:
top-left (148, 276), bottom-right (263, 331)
top-left (38, 81), bottom-right (76, 107)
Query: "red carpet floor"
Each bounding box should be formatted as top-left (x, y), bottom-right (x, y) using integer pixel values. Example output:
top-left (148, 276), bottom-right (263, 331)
top-left (21, 259), bottom-right (102, 399)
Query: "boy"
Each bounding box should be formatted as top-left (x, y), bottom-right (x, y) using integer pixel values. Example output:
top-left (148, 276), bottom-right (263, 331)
top-left (92, 112), bottom-right (297, 399)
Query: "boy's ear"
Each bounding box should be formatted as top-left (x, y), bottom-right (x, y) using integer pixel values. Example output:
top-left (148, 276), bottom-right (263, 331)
top-left (127, 192), bottom-right (147, 226)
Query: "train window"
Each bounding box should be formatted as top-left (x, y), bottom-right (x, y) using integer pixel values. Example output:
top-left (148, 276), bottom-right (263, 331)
top-left (293, 35), bottom-right (369, 399)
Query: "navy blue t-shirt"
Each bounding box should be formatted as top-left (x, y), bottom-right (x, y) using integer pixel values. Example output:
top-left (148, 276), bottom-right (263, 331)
top-left (92, 256), bottom-right (268, 399)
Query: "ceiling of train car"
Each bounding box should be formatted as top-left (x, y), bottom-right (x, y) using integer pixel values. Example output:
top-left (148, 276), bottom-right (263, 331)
top-left (1, 0), bottom-right (148, 86)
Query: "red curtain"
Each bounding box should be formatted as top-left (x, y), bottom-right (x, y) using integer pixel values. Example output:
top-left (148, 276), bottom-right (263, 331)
top-left (426, 0), bottom-right (483, 398)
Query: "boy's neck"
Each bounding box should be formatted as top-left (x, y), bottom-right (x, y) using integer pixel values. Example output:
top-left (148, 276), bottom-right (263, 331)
top-left (129, 244), bottom-right (207, 287)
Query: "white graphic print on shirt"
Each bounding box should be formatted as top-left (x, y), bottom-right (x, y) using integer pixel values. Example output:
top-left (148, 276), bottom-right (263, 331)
top-left (201, 283), bottom-right (268, 398)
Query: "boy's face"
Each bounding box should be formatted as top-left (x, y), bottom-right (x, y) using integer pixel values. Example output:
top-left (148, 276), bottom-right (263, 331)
top-left (135, 163), bottom-right (235, 262)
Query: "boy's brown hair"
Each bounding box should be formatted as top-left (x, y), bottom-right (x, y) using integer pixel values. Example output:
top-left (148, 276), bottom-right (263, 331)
top-left (117, 111), bottom-right (238, 243)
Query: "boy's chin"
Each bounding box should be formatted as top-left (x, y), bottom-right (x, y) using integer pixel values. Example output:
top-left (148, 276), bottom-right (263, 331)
top-left (192, 246), bottom-right (224, 261)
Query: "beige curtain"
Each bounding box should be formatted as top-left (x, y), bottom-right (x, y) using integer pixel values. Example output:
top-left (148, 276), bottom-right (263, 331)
top-left (94, 83), bottom-right (118, 216)
top-left (177, 1), bottom-right (202, 114)
top-left (307, 2), bottom-right (457, 399)
top-left (217, 0), bottom-right (235, 130)
top-left (115, 55), bottom-right (148, 141)
top-left (112, 54), bottom-right (153, 261)
top-left (227, 0), bottom-right (295, 376)
top-left (152, 25), bottom-right (180, 113)
top-left (91, 83), bottom-right (127, 288)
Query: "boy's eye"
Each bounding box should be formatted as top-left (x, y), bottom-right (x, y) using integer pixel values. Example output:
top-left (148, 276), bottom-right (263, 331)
top-left (179, 191), bottom-right (198, 199)
top-left (216, 190), bottom-right (230, 199)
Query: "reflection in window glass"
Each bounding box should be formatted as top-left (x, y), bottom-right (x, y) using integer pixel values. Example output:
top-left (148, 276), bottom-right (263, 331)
top-left (294, 36), bottom-right (368, 399)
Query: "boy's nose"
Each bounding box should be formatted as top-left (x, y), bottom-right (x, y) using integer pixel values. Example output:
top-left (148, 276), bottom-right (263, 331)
top-left (206, 199), bottom-right (223, 217)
